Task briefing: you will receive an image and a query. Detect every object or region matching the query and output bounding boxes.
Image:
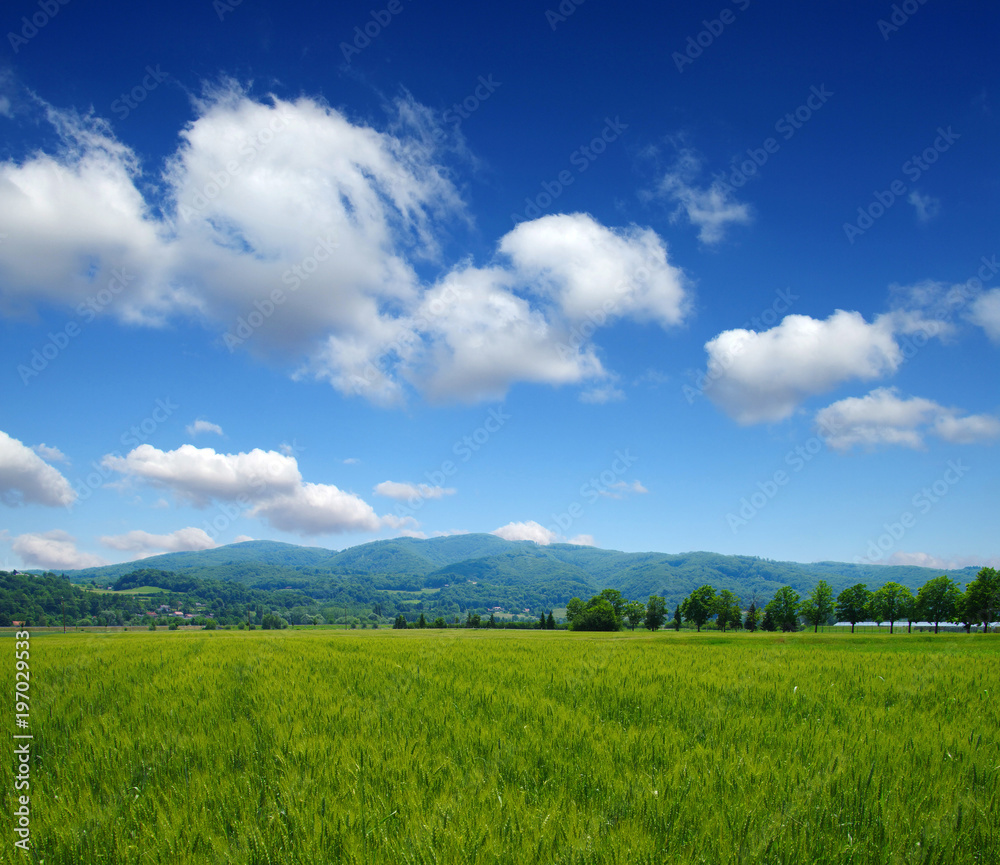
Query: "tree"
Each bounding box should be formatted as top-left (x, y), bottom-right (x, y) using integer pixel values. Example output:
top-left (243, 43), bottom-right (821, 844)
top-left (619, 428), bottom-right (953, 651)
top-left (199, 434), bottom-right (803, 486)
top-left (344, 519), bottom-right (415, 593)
top-left (672, 604), bottom-right (682, 631)
top-left (743, 601), bottom-right (760, 632)
top-left (916, 575), bottom-right (961, 634)
top-left (433, 616), bottom-right (446, 628)
top-left (598, 589), bottom-right (626, 627)
top-left (393, 614), bottom-right (407, 629)
top-left (645, 596), bottom-right (667, 632)
top-left (571, 597), bottom-right (620, 631)
top-left (624, 601), bottom-right (646, 631)
top-left (760, 606), bottom-right (776, 632)
top-left (539, 611), bottom-right (546, 629)
top-left (487, 612), bottom-right (497, 628)
top-left (964, 567), bottom-right (1000, 632)
top-left (546, 612), bottom-right (556, 630)
top-left (872, 582), bottom-right (914, 634)
top-left (799, 580), bottom-right (835, 633)
top-left (418, 613), bottom-right (427, 629)
top-left (767, 586), bottom-right (801, 632)
top-left (565, 598), bottom-right (585, 626)
top-left (714, 589), bottom-right (741, 633)
top-left (681, 585), bottom-right (716, 632)
top-left (836, 584), bottom-right (872, 633)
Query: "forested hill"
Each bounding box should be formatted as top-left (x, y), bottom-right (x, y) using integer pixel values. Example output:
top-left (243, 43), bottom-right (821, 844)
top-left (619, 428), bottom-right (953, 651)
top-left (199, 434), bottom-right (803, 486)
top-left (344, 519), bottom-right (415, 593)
top-left (58, 535), bottom-right (981, 610)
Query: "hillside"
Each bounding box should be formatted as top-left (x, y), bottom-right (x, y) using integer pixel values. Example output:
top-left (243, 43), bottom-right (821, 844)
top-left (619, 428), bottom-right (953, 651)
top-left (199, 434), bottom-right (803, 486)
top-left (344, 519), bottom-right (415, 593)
top-left (61, 534), bottom-right (982, 612)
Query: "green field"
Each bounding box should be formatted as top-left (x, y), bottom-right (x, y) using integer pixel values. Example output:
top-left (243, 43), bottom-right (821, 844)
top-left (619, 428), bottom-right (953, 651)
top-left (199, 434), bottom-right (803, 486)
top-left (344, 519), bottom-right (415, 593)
top-left (2, 630), bottom-right (997, 864)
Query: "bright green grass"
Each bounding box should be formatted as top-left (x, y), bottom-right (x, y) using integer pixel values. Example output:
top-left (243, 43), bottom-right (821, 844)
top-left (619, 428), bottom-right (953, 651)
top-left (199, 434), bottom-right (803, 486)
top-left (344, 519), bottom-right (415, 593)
top-left (1, 630), bottom-right (996, 864)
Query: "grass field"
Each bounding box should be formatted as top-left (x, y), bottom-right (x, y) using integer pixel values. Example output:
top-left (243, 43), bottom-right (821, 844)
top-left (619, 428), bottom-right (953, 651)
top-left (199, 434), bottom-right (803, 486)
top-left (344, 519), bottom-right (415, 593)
top-left (2, 629), bottom-right (997, 864)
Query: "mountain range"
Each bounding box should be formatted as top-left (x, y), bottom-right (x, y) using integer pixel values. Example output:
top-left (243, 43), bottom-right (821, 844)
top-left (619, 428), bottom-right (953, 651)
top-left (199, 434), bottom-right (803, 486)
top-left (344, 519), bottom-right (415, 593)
top-left (60, 535), bottom-right (981, 611)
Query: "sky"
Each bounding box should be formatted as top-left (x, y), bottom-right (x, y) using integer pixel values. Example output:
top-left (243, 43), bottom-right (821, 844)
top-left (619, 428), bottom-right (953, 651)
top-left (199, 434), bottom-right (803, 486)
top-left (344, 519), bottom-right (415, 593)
top-left (0, 0), bottom-right (998, 572)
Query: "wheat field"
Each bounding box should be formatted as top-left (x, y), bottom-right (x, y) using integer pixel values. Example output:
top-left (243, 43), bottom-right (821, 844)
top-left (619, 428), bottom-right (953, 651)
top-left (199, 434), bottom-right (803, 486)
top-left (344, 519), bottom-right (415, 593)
top-left (2, 629), bottom-right (996, 864)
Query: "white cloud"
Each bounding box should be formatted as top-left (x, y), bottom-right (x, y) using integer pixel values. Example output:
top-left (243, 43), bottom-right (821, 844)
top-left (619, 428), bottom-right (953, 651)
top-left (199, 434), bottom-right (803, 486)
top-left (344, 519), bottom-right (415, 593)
top-left (342, 457), bottom-right (360, 465)
top-left (102, 443), bottom-right (404, 536)
top-left (932, 412), bottom-right (1000, 444)
top-left (703, 311), bottom-right (904, 424)
top-left (908, 190), bottom-right (940, 222)
top-left (0, 88), bottom-right (691, 407)
top-left (656, 150), bottom-right (751, 245)
top-left (102, 444), bottom-right (301, 507)
top-left (233, 534), bottom-right (255, 543)
top-left (0, 431), bottom-right (76, 507)
top-left (885, 551), bottom-right (1000, 569)
top-left (816, 387), bottom-right (1000, 451)
top-left (186, 419), bottom-right (224, 437)
top-left (373, 481), bottom-right (456, 501)
top-left (491, 520), bottom-right (557, 545)
top-left (13, 530), bottom-right (106, 570)
top-left (600, 480), bottom-right (649, 498)
top-left (968, 289), bottom-right (1000, 342)
top-left (100, 527), bottom-right (218, 555)
top-left (500, 213), bottom-right (690, 327)
top-left (31, 443), bottom-right (69, 463)
top-left (490, 521), bottom-right (596, 546)
top-left (565, 534), bottom-right (596, 546)
top-left (579, 385), bottom-right (626, 404)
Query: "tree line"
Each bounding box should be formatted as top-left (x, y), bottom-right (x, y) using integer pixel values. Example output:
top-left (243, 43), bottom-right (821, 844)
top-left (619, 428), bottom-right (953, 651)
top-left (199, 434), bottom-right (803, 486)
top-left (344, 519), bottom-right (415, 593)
top-left (564, 568), bottom-right (999, 633)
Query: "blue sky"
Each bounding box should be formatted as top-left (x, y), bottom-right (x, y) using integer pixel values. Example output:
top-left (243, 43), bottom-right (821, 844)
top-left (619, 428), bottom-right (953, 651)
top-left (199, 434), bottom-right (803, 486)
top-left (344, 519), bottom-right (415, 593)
top-left (1, 0), bottom-right (998, 571)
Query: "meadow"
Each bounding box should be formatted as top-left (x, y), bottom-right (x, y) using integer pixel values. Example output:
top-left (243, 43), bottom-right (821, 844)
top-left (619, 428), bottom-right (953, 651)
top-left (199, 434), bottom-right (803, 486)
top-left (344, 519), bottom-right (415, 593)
top-left (2, 629), bottom-right (996, 864)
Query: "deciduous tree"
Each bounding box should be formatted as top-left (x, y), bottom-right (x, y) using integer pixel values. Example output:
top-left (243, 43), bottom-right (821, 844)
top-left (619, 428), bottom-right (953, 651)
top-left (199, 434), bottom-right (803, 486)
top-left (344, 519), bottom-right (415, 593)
top-left (800, 580), bottom-right (835, 633)
top-left (681, 585), bottom-right (716, 632)
top-left (916, 575), bottom-right (961, 633)
top-left (836, 584), bottom-right (871, 633)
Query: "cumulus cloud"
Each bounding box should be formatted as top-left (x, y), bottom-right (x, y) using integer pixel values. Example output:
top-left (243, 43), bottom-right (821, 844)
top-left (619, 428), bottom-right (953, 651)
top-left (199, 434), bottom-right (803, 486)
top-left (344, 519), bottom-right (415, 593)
top-left (491, 520), bottom-right (557, 545)
top-left (0, 431), bottom-right (76, 507)
top-left (703, 311), bottom-right (908, 424)
top-left (490, 520), bottom-right (596, 547)
top-left (815, 387), bottom-right (1000, 451)
top-left (186, 419), bottom-right (224, 437)
top-left (0, 87), bottom-right (691, 406)
top-left (373, 481), bottom-right (456, 501)
top-left (102, 443), bottom-right (405, 536)
top-left (655, 150), bottom-right (752, 244)
top-left (100, 527), bottom-right (217, 555)
top-left (968, 289), bottom-right (1000, 342)
top-left (13, 530), bottom-right (106, 570)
